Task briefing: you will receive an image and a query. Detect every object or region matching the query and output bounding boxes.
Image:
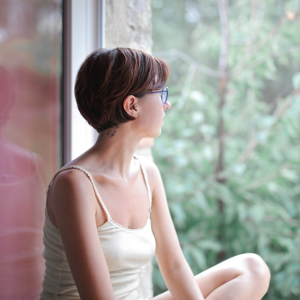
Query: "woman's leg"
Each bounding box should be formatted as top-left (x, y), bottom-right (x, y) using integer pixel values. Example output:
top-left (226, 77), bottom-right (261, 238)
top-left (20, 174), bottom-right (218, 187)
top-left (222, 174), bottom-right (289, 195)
top-left (153, 253), bottom-right (271, 300)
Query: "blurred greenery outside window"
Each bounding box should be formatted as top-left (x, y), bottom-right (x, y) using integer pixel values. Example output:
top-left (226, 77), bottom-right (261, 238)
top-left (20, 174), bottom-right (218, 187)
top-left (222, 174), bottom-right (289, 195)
top-left (151, 1), bottom-right (300, 299)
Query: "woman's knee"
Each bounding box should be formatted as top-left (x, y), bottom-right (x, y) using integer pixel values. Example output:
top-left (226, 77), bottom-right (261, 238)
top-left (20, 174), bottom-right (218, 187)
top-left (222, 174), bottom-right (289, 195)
top-left (242, 253), bottom-right (271, 291)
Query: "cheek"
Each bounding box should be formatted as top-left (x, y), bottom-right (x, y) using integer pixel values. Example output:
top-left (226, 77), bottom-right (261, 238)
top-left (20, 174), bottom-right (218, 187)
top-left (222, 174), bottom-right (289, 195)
top-left (145, 107), bottom-right (163, 124)
top-left (138, 98), bottom-right (164, 128)
top-left (138, 109), bottom-right (163, 135)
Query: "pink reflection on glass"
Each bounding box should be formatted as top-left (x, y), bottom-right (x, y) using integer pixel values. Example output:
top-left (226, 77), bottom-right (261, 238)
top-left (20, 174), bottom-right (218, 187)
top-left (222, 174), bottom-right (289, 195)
top-left (0, 66), bottom-right (45, 299)
top-left (0, 0), bottom-right (62, 298)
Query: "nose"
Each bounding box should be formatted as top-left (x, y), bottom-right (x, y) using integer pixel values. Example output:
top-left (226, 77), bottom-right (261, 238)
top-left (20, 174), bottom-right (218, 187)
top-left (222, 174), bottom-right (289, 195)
top-left (163, 100), bottom-right (171, 110)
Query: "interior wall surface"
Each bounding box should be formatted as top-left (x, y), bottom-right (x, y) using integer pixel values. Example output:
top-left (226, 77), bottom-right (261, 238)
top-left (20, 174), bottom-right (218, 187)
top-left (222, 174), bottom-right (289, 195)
top-left (106, 0), bottom-right (152, 53)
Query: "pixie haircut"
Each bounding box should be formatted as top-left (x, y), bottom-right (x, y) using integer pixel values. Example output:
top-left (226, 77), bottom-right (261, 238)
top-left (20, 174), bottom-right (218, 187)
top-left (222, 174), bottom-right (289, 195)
top-left (75, 47), bottom-right (169, 132)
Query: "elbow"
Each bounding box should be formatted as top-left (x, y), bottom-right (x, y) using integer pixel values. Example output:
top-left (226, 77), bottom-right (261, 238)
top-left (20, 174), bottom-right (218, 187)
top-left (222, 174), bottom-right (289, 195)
top-left (164, 255), bottom-right (188, 276)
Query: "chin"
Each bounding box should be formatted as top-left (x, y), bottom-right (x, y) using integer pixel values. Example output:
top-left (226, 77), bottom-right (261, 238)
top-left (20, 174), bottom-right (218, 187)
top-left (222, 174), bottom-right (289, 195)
top-left (143, 129), bottom-right (161, 139)
top-left (142, 123), bottom-right (164, 138)
top-left (153, 128), bottom-right (162, 138)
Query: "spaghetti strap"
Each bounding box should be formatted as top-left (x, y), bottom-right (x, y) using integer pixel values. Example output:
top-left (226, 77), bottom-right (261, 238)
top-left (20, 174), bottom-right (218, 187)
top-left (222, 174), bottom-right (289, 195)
top-left (47, 156), bottom-right (152, 223)
top-left (133, 154), bottom-right (152, 217)
top-left (47, 165), bottom-right (111, 221)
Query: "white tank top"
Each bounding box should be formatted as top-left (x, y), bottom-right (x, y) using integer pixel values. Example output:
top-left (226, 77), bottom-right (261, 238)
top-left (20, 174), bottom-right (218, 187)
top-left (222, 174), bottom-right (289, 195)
top-left (40, 155), bottom-right (156, 300)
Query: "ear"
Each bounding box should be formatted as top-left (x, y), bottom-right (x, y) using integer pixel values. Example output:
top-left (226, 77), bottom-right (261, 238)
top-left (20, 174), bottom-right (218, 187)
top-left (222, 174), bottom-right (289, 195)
top-left (123, 95), bottom-right (139, 117)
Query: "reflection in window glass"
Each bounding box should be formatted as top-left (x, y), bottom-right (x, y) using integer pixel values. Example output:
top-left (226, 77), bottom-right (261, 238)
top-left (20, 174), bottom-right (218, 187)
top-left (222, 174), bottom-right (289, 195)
top-left (0, 1), bottom-right (62, 299)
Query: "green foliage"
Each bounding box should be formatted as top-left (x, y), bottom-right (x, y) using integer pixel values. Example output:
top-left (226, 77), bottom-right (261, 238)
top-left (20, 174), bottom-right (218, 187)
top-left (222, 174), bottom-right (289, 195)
top-left (151, 0), bottom-right (300, 299)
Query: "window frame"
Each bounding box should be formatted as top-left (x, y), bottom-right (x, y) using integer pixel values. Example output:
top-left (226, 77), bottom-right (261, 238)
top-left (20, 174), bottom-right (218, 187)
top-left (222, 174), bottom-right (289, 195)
top-left (62, 0), bottom-right (105, 164)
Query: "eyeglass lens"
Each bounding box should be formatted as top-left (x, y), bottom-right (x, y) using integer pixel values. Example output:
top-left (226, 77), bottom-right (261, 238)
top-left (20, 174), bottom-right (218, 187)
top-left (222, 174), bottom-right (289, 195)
top-left (162, 88), bottom-right (168, 104)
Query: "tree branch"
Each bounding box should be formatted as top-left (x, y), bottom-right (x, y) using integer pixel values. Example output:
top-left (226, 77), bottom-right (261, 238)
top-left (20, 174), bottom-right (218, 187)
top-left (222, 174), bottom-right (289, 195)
top-left (247, 164), bottom-right (289, 190)
top-left (153, 49), bottom-right (223, 78)
top-left (231, 45), bottom-right (300, 78)
top-left (215, 0), bottom-right (229, 181)
top-left (230, 10), bottom-right (287, 76)
top-left (172, 64), bottom-right (197, 111)
top-left (247, 0), bottom-right (265, 48)
top-left (234, 87), bottom-right (299, 165)
top-left (230, 7), bottom-right (300, 78)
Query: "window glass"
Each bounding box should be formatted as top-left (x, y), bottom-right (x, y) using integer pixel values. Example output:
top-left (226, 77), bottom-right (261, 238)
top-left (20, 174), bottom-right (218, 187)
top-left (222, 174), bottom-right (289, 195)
top-left (0, 1), bottom-right (62, 298)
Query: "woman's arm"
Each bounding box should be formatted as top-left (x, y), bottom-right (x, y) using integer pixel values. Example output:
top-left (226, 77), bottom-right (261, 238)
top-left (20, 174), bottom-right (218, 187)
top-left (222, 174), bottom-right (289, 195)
top-left (145, 160), bottom-right (204, 300)
top-left (49, 169), bottom-right (116, 300)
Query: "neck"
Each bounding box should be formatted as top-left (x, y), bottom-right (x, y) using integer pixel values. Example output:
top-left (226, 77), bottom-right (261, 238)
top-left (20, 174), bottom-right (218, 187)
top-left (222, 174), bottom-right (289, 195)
top-left (87, 123), bottom-right (143, 178)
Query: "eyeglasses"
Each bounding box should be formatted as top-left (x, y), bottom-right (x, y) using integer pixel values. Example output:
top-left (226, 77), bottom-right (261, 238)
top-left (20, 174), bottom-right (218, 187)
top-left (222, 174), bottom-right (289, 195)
top-left (146, 87), bottom-right (169, 104)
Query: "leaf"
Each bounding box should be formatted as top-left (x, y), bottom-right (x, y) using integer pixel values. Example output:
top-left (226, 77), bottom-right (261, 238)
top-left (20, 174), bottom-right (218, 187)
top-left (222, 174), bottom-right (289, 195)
top-left (281, 169), bottom-right (298, 182)
top-left (198, 240), bottom-right (222, 252)
top-left (237, 203), bottom-right (248, 221)
top-left (191, 192), bottom-right (212, 214)
top-left (170, 203), bottom-right (185, 228)
top-left (292, 73), bottom-right (300, 89)
top-left (189, 90), bottom-right (206, 106)
top-left (250, 205), bottom-right (265, 223)
top-left (189, 246), bottom-right (207, 270)
top-left (182, 246), bottom-right (192, 265)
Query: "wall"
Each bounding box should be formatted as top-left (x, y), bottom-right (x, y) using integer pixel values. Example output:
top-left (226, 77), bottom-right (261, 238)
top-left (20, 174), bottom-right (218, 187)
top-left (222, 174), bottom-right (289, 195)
top-left (106, 0), bottom-right (152, 52)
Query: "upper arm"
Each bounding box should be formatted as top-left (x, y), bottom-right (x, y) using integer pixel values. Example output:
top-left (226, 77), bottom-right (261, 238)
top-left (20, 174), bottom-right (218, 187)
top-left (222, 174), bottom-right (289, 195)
top-left (144, 160), bottom-right (186, 274)
top-left (49, 170), bottom-right (116, 300)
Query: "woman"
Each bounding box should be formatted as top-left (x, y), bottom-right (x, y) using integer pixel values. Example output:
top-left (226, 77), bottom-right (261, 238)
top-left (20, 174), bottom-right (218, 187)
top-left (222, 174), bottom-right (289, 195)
top-left (40, 48), bottom-right (270, 300)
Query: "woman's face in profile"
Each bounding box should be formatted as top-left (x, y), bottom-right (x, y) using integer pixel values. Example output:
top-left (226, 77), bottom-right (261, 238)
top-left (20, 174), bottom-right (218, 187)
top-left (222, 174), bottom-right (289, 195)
top-left (136, 89), bottom-right (171, 138)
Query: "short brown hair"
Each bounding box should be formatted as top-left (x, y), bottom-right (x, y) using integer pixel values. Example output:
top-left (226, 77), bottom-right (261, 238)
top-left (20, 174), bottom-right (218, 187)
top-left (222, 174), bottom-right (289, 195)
top-left (74, 47), bottom-right (169, 132)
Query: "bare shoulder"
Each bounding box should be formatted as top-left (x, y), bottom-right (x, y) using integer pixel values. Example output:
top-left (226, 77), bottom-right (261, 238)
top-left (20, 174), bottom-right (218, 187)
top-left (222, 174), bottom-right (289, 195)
top-left (48, 168), bottom-right (97, 229)
top-left (136, 155), bottom-right (160, 175)
top-left (135, 155), bottom-right (165, 200)
top-left (136, 156), bottom-right (161, 184)
top-left (51, 167), bottom-right (93, 194)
